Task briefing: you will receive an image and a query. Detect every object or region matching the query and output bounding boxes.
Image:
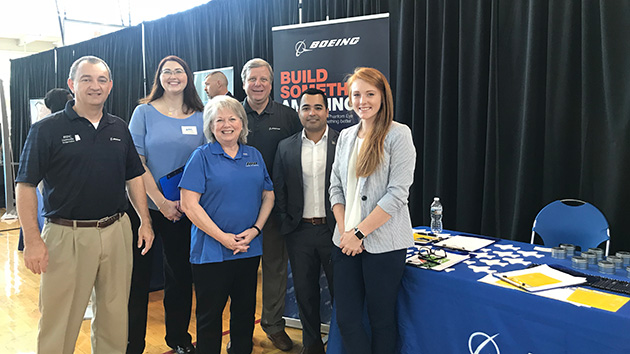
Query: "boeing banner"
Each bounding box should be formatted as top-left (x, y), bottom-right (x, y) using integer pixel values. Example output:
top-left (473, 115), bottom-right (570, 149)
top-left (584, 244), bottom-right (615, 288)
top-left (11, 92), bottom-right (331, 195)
top-left (272, 13), bottom-right (390, 329)
top-left (272, 13), bottom-right (390, 131)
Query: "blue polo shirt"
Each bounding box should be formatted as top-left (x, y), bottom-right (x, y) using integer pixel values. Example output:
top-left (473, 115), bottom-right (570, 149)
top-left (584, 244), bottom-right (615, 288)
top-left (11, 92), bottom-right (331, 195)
top-left (179, 142), bottom-right (272, 264)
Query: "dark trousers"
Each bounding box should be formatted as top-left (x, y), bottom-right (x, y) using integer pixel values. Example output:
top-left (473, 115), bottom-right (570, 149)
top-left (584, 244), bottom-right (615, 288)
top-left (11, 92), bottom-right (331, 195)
top-left (261, 214), bottom-right (289, 334)
top-left (286, 222), bottom-right (334, 350)
top-left (126, 206), bottom-right (154, 354)
top-left (192, 256), bottom-right (260, 354)
top-left (332, 247), bottom-right (406, 354)
top-left (151, 209), bottom-right (194, 348)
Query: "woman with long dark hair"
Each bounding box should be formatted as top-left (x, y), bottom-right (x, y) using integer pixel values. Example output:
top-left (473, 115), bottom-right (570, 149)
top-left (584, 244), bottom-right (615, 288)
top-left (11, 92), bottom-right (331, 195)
top-left (128, 55), bottom-right (204, 354)
top-left (329, 67), bottom-right (416, 353)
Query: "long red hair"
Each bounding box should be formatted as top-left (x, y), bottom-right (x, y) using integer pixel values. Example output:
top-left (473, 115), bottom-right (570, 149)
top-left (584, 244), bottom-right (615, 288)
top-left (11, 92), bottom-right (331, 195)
top-left (347, 67), bottom-right (394, 177)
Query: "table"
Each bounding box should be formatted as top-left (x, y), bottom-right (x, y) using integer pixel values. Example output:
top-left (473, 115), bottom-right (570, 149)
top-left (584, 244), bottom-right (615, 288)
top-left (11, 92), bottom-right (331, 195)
top-left (327, 228), bottom-right (630, 354)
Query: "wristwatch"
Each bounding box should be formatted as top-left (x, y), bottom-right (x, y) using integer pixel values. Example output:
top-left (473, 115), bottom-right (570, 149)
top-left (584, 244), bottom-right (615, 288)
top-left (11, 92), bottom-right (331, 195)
top-left (354, 227), bottom-right (365, 240)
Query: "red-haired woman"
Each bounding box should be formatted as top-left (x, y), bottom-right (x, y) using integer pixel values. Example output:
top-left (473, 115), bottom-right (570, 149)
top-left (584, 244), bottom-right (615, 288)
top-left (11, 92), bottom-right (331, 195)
top-left (329, 67), bottom-right (416, 353)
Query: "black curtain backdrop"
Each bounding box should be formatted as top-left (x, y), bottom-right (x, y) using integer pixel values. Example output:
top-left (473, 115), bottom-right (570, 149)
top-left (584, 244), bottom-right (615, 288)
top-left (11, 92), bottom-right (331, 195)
top-left (9, 0), bottom-right (630, 252)
top-left (302, 0), bottom-right (630, 252)
top-left (143, 0), bottom-right (298, 101)
top-left (54, 26), bottom-right (144, 122)
top-left (9, 49), bottom-right (56, 164)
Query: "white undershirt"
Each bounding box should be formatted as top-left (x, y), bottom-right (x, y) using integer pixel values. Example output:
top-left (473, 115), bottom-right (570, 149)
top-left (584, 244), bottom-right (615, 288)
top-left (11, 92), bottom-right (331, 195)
top-left (301, 127), bottom-right (328, 218)
top-left (344, 137), bottom-right (363, 231)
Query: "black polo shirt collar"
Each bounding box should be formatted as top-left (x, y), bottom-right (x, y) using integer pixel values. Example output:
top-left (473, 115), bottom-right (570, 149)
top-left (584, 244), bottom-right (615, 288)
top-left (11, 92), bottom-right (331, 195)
top-left (243, 97), bottom-right (274, 117)
top-left (64, 100), bottom-right (115, 128)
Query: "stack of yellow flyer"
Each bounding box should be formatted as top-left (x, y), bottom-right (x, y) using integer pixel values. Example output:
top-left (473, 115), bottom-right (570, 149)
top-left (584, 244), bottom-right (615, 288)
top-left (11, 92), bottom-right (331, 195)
top-left (493, 264), bottom-right (586, 292)
top-left (567, 288), bottom-right (630, 312)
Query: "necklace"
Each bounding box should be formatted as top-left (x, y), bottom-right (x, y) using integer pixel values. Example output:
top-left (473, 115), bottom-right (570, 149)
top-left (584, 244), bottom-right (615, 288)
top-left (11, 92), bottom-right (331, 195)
top-left (167, 107), bottom-right (180, 116)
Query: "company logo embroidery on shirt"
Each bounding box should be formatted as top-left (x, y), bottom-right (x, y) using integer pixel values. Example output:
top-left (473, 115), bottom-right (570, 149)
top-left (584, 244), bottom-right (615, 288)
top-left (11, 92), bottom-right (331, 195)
top-left (268, 127), bottom-right (281, 131)
top-left (110, 137), bottom-right (121, 142)
top-left (61, 135), bottom-right (76, 144)
top-left (246, 162), bottom-right (258, 167)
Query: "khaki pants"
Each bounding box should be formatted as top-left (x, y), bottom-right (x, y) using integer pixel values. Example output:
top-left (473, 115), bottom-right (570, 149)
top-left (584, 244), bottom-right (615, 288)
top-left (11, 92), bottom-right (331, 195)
top-left (37, 214), bottom-right (133, 354)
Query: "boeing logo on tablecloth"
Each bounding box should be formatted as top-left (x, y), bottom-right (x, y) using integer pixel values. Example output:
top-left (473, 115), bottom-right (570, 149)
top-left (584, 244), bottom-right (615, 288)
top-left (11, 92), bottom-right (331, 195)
top-left (468, 332), bottom-right (500, 354)
top-left (468, 331), bottom-right (534, 354)
top-left (294, 37), bottom-right (361, 57)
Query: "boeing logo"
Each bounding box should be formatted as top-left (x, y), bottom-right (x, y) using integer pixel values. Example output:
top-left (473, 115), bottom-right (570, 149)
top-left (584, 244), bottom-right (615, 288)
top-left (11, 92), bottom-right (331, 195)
top-left (294, 37), bottom-right (361, 57)
top-left (294, 40), bottom-right (312, 57)
top-left (468, 332), bottom-right (500, 354)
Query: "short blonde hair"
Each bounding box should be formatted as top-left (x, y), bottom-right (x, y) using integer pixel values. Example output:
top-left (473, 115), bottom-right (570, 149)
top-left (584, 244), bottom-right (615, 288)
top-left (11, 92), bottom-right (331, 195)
top-left (203, 96), bottom-right (249, 144)
top-left (241, 58), bottom-right (273, 83)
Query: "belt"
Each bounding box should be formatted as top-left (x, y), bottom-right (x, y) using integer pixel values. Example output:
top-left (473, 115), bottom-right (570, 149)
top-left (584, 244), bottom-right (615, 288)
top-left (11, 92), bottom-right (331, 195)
top-left (302, 217), bottom-right (326, 225)
top-left (48, 213), bottom-right (124, 229)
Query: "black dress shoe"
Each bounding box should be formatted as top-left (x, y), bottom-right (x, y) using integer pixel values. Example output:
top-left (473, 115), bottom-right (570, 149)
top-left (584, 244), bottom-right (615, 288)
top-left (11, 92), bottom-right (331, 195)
top-left (299, 345), bottom-right (326, 354)
top-left (174, 344), bottom-right (196, 354)
top-left (267, 330), bottom-right (293, 351)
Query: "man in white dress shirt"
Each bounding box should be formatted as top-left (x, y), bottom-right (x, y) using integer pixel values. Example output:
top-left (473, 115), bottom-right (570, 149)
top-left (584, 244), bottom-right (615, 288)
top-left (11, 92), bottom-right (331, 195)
top-left (273, 88), bottom-right (338, 354)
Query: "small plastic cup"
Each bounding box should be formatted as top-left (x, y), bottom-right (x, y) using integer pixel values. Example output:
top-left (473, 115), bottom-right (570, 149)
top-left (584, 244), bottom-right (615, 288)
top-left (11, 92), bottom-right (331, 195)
top-left (572, 256), bottom-right (588, 270)
top-left (598, 260), bottom-right (615, 275)
top-left (582, 251), bottom-right (597, 265)
top-left (616, 251), bottom-right (630, 266)
top-left (607, 255), bottom-right (623, 270)
top-left (551, 247), bottom-right (567, 259)
top-left (559, 244), bottom-right (575, 257)
top-left (588, 248), bottom-right (604, 262)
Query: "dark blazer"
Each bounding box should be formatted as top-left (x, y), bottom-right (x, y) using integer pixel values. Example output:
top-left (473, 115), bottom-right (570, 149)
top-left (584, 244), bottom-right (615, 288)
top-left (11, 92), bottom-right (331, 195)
top-left (273, 127), bottom-right (339, 235)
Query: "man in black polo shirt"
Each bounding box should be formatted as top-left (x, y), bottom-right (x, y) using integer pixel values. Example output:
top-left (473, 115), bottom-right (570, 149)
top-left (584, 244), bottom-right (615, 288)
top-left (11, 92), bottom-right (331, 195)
top-left (242, 58), bottom-right (301, 351)
top-left (16, 55), bottom-right (154, 354)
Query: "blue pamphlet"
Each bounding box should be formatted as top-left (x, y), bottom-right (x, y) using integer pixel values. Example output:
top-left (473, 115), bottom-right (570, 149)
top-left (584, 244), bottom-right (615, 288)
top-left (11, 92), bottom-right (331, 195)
top-left (159, 166), bottom-right (184, 201)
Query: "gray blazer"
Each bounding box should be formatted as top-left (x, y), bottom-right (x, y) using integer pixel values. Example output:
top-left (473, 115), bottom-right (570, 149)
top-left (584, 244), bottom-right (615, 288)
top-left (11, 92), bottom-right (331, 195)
top-left (329, 121), bottom-right (416, 253)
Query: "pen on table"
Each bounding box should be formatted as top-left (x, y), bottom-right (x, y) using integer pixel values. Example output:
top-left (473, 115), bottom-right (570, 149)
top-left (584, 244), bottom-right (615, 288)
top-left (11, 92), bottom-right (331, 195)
top-left (500, 275), bottom-right (528, 289)
top-left (437, 245), bottom-right (468, 254)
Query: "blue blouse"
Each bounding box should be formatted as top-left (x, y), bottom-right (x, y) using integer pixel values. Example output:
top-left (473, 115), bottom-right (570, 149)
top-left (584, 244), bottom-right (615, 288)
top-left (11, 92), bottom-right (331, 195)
top-left (128, 103), bottom-right (205, 209)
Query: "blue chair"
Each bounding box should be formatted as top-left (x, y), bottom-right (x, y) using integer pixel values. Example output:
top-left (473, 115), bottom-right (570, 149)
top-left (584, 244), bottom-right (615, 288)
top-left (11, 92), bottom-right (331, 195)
top-left (530, 199), bottom-right (610, 255)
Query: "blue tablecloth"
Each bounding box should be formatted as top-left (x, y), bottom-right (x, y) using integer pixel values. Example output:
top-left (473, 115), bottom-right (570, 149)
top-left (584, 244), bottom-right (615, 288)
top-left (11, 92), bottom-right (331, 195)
top-left (327, 228), bottom-right (630, 354)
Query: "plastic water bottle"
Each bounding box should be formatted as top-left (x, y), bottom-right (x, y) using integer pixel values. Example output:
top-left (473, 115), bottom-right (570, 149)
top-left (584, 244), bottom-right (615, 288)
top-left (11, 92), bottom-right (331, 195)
top-left (430, 197), bottom-right (443, 235)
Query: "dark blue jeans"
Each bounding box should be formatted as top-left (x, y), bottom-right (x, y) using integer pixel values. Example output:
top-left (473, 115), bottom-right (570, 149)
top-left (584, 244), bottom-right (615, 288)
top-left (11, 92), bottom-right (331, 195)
top-left (332, 246), bottom-right (406, 354)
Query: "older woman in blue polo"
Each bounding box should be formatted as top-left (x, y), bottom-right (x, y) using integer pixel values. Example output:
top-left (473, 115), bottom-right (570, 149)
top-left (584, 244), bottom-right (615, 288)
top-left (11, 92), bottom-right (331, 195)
top-left (180, 95), bottom-right (274, 354)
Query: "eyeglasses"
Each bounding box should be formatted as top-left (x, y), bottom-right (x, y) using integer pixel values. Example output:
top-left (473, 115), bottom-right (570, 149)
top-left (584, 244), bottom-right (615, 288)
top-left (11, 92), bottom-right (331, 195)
top-left (161, 69), bottom-right (186, 76)
top-left (417, 247), bottom-right (447, 265)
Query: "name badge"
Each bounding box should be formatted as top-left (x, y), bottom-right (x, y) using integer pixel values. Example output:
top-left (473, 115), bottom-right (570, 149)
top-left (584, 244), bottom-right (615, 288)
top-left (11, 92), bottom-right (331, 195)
top-left (181, 126), bottom-right (198, 135)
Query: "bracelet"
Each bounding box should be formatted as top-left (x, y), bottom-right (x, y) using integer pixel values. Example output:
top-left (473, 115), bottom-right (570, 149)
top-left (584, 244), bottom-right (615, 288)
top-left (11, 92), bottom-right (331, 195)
top-left (252, 225), bottom-right (261, 236)
top-left (158, 199), bottom-right (167, 210)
